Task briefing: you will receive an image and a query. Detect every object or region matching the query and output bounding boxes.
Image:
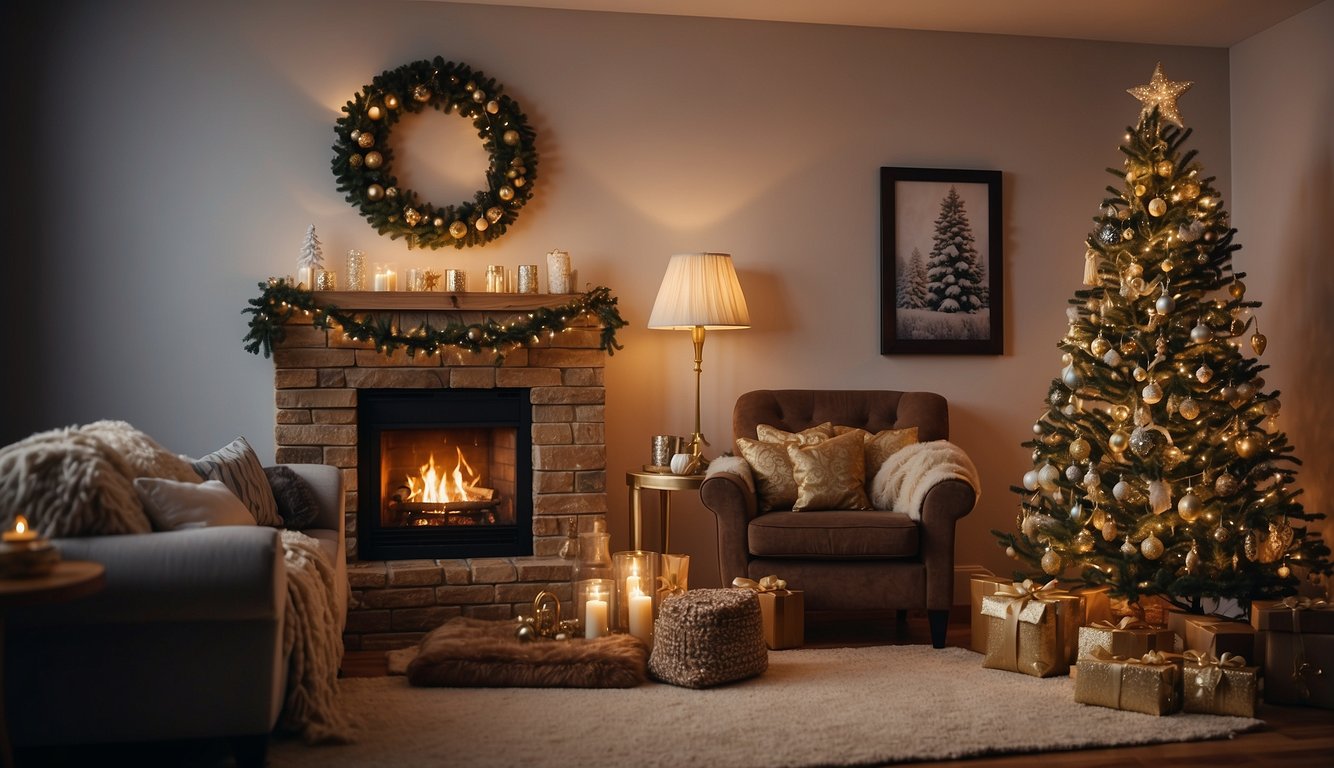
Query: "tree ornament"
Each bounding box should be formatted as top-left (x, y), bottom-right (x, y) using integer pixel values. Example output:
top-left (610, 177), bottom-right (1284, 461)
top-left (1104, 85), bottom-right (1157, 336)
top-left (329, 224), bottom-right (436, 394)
top-left (1133, 366), bottom-right (1148, 382)
top-left (1243, 530), bottom-right (1259, 561)
top-left (1214, 473), bottom-right (1239, 496)
top-left (448, 220), bottom-right (467, 239)
top-left (1236, 382), bottom-right (1255, 401)
top-left (1041, 549), bottom-right (1063, 575)
top-left (1113, 478), bottom-right (1133, 501)
top-left (1162, 446), bottom-right (1186, 470)
top-left (1021, 514), bottom-right (1040, 539)
top-left (1090, 336), bottom-right (1110, 356)
top-left (466, 326), bottom-right (484, 342)
top-left (1121, 538), bottom-right (1138, 557)
top-left (1229, 280), bottom-right (1246, 299)
top-left (1148, 478), bottom-right (1172, 515)
top-left (1277, 564), bottom-right (1291, 579)
top-left (433, 217), bottom-right (445, 228)
top-left (1190, 322), bottom-right (1212, 343)
top-left (1155, 291), bottom-right (1176, 314)
top-left (1148, 197), bottom-right (1167, 217)
top-left (1178, 397), bottom-right (1200, 420)
top-left (1075, 530), bottom-right (1096, 553)
top-left (1195, 363), bottom-right (1213, 383)
top-left (1180, 179), bottom-right (1201, 200)
top-left (1185, 543), bottom-right (1200, 573)
top-left (1251, 333), bottom-right (1267, 356)
top-left (1257, 520), bottom-right (1294, 564)
top-left (1141, 381), bottom-right (1163, 404)
top-left (1061, 363), bottom-right (1081, 390)
top-left (1069, 500), bottom-right (1084, 520)
top-left (1234, 433), bottom-right (1261, 458)
top-left (1156, 160), bottom-right (1174, 177)
top-left (1109, 429), bottom-right (1130, 454)
top-left (1066, 464), bottom-right (1083, 482)
top-left (1102, 348), bottom-right (1122, 367)
top-left (1098, 224), bottom-right (1119, 244)
top-left (498, 185), bottom-right (515, 201)
top-left (1127, 62), bottom-right (1193, 126)
top-left (1103, 520), bottom-right (1119, 541)
top-left (402, 207), bottom-right (423, 227)
top-left (1022, 470), bottom-right (1040, 491)
top-left (1036, 462), bottom-right (1061, 491)
top-left (1083, 468), bottom-right (1101, 490)
top-left (1219, 384), bottom-right (1238, 402)
top-left (1141, 533), bottom-right (1165, 560)
top-left (333, 57), bottom-right (539, 249)
top-left (1177, 490), bottom-right (1202, 521)
top-left (366, 183), bottom-right (385, 201)
top-left (1211, 525), bottom-right (1231, 543)
top-left (485, 206), bottom-right (504, 223)
top-left (474, 216), bottom-right (489, 232)
top-left (1069, 436), bottom-right (1091, 461)
top-left (1006, 546), bottom-right (1017, 559)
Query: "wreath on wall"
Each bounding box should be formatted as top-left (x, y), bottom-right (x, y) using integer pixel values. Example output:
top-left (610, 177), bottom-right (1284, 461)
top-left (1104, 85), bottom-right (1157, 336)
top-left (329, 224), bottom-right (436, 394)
top-left (331, 56), bottom-right (538, 249)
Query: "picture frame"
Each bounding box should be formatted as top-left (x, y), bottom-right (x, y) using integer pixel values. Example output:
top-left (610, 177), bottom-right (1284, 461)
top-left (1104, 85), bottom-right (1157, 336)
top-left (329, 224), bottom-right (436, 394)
top-left (880, 167), bottom-right (1003, 355)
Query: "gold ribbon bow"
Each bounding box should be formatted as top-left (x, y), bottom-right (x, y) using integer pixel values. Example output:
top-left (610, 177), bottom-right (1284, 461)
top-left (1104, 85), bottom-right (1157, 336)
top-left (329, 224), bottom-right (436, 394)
top-left (1279, 596), bottom-right (1330, 613)
top-left (1183, 650), bottom-right (1247, 701)
top-left (1089, 616), bottom-right (1153, 632)
top-left (657, 572), bottom-right (687, 597)
top-left (1089, 647), bottom-right (1179, 710)
top-left (732, 575), bottom-right (788, 594)
top-left (1278, 597), bottom-right (1329, 698)
top-left (1183, 650), bottom-right (1247, 668)
top-left (992, 579), bottom-right (1070, 675)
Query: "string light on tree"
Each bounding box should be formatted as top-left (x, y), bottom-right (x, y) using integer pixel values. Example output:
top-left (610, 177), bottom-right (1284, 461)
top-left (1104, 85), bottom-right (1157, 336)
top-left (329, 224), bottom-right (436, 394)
top-left (993, 64), bottom-right (1331, 612)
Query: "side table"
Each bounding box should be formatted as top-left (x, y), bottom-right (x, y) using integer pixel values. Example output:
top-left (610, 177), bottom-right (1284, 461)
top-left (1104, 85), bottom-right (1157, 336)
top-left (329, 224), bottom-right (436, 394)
top-left (625, 471), bottom-right (704, 552)
top-left (0, 560), bottom-right (106, 768)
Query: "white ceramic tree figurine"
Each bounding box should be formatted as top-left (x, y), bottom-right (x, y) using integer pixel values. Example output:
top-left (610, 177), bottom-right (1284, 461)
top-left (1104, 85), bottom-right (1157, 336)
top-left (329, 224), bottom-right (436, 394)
top-left (994, 64), bottom-right (1331, 613)
top-left (297, 224), bottom-right (324, 287)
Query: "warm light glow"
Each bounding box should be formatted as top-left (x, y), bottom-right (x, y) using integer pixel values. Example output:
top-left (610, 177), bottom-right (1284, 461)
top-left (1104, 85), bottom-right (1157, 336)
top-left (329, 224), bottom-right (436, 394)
top-left (14, 515), bottom-right (28, 534)
top-left (647, 253), bottom-right (750, 330)
top-left (406, 448), bottom-right (483, 503)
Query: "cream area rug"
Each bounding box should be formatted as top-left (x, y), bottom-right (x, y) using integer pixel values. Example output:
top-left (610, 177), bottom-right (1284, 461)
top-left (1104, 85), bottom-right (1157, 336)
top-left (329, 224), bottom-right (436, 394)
top-left (268, 645), bottom-right (1261, 767)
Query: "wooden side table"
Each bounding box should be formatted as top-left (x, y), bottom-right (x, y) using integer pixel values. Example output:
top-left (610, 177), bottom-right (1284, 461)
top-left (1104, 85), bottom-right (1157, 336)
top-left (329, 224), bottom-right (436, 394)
top-left (625, 471), bottom-right (704, 552)
top-left (0, 560), bottom-right (106, 768)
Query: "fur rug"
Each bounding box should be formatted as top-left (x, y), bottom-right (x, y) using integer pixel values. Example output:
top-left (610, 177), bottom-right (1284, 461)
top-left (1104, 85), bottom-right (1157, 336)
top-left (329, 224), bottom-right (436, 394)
top-left (869, 439), bottom-right (981, 519)
top-left (403, 617), bottom-right (648, 688)
top-left (279, 530), bottom-right (353, 744)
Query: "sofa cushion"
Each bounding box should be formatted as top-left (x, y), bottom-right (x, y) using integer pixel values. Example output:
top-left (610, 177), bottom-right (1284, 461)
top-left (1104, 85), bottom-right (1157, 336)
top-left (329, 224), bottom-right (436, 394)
top-left (787, 431), bottom-right (870, 511)
top-left (264, 465), bottom-right (321, 529)
top-left (755, 422), bottom-right (833, 445)
top-left (134, 477), bottom-right (257, 530)
top-left (748, 510), bottom-right (919, 559)
top-left (190, 436), bottom-right (283, 526)
top-left (833, 425), bottom-right (919, 488)
top-left (734, 438), bottom-right (797, 512)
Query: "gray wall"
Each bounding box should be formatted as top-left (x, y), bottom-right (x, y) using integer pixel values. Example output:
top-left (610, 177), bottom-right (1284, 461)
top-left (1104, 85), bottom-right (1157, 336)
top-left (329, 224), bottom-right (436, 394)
top-left (6, 0), bottom-right (1275, 587)
top-left (1230, 0), bottom-right (1334, 590)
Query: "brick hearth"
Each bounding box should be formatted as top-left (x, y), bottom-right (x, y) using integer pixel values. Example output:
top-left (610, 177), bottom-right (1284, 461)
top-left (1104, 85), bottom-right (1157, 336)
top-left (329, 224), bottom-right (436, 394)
top-left (272, 299), bottom-right (608, 651)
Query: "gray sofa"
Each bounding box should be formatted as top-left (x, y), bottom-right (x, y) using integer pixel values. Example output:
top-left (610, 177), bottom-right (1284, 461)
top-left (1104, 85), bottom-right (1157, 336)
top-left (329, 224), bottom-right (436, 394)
top-left (5, 463), bottom-right (347, 765)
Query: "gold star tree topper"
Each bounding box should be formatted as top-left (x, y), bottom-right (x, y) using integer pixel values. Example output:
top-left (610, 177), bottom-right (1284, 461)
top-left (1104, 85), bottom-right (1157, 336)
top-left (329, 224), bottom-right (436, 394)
top-left (1127, 62), bottom-right (1193, 126)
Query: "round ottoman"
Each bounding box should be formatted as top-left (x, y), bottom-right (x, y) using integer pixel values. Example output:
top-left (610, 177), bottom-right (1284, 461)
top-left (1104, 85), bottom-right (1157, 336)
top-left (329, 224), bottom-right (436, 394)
top-left (648, 588), bottom-right (768, 688)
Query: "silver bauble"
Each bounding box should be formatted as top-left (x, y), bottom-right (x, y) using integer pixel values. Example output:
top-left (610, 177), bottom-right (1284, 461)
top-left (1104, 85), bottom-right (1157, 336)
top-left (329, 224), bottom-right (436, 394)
top-left (1178, 398), bottom-right (1200, 420)
top-left (1129, 427), bottom-right (1159, 458)
top-left (1141, 534), bottom-right (1165, 560)
top-left (1120, 538), bottom-right (1138, 557)
top-left (1022, 470), bottom-right (1040, 491)
top-left (1061, 363), bottom-right (1081, 390)
top-left (1006, 546), bottom-right (1017, 558)
top-left (1083, 468), bottom-right (1101, 489)
top-left (1185, 545), bottom-right (1201, 573)
top-left (1066, 464), bottom-right (1083, 482)
top-left (1037, 463), bottom-right (1060, 491)
top-left (1103, 348), bottom-right (1123, 367)
top-left (1113, 479), bottom-right (1132, 501)
top-left (1155, 293), bottom-right (1176, 314)
top-left (1190, 323), bottom-right (1213, 343)
top-left (1214, 473), bottom-right (1240, 496)
top-left (1141, 381), bottom-right (1163, 404)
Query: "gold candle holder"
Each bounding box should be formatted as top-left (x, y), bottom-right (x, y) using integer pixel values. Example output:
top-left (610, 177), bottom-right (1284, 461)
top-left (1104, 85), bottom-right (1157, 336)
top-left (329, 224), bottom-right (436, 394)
top-left (445, 269), bottom-right (467, 292)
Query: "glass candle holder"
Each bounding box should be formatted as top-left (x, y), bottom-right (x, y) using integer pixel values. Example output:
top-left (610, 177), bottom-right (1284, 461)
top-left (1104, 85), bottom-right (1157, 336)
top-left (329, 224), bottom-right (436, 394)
top-left (517, 264), bottom-right (539, 294)
top-left (445, 269), bottom-right (467, 292)
top-left (346, 249), bottom-right (366, 291)
top-left (372, 263), bottom-right (397, 291)
top-left (612, 550), bottom-right (659, 645)
top-left (578, 578), bottom-right (614, 639)
top-left (315, 269), bottom-right (337, 291)
top-left (405, 268), bottom-right (425, 292)
top-left (546, 249), bottom-right (571, 294)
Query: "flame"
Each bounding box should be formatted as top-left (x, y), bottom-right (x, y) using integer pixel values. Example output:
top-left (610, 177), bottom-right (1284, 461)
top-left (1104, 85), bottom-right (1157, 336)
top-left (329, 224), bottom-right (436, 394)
top-left (14, 515), bottom-right (28, 534)
top-left (406, 447), bottom-right (481, 503)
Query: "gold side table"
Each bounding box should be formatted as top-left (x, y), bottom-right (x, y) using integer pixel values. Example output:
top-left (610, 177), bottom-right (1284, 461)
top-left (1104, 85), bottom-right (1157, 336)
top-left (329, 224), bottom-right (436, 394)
top-left (625, 471), bottom-right (704, 552)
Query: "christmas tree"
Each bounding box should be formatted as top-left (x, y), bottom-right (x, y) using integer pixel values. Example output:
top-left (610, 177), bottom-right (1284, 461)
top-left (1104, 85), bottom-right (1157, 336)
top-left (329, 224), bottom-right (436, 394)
top-left (994, 64), bottom-right (1331, 612)
top-left (897, 247), bottom-right (928, 309)
top-left (297, 224), bottom-right (324, 287)
top-left (925, 186), bottom-right (987, 313)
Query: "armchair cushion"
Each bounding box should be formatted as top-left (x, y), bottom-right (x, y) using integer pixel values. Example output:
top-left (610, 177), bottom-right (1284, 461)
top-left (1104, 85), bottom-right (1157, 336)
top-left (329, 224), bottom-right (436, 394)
top-left (134, 477), bottom-right (257, 530)
top-left (735, 438), bottom-right (800, 511)
top-left (756, 422), bottom-right (834, 445)
top-left (787, 431), bottom-right (870, 511)
top-left (190, 436), bottom-right (283, 527)
top-left (749, 510), bottom-right (919, 558)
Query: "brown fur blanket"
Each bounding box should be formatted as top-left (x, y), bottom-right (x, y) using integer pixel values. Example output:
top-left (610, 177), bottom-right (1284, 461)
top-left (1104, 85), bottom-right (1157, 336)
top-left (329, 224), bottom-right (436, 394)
top-left (406, 617), bottom-right (648, 688)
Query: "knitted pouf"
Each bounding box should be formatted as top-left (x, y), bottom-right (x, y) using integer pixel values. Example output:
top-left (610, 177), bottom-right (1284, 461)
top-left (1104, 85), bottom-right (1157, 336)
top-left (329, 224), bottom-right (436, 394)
top-left (648, 588), bottom-right (768, 688)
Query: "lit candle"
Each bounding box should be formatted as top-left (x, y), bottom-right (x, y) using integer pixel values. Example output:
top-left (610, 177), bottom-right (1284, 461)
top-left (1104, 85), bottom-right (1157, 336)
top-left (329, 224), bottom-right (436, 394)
top-left (296, 266), bottom-right (314, 288)
top-left (585, 589), bottom-right (609, 640)
top-left (627, 574), bottom-right (653, 644)
top-left (373, 270), bottom-right (389, 291)
top-left (4, 514), bottom-right (38, 543)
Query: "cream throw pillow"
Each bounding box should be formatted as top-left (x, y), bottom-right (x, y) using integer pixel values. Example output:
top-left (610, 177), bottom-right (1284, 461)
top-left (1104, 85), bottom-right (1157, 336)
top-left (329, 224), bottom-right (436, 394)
top-left (756, 422), bottom-right (834, 445)
top-left (787, 430), bottom-right (871, 511)
top-left (735, 438), bottom-right (798, 511)
top-left (134, 477), bottom-right (258, 530)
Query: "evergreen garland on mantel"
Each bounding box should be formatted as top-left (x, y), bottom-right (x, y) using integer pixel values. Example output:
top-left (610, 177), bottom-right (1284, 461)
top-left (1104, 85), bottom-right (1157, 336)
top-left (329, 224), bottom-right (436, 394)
top-left (243, 281), bottom-right (626, 363)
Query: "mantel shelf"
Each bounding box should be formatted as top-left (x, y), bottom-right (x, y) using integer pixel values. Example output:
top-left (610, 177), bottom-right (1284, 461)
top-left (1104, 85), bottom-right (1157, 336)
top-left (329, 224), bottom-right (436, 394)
top-left (309, 291), bottom-right (580, 312)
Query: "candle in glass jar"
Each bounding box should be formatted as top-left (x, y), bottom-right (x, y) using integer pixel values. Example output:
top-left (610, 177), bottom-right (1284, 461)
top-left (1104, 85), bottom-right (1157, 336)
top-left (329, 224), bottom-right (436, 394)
top-left (585, 593), bottom-right (609, 639)
top-left (4, 514), bottom-right (38, 543)
top-left (373, 269), bottom-right (396, 292)
top-left (627, 574), bottom-right (653, 643)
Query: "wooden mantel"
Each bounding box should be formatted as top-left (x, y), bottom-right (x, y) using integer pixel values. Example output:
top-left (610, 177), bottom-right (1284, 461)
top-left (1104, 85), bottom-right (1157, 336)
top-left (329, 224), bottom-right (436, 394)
top-left (309, 291), bottom-right (579, 312)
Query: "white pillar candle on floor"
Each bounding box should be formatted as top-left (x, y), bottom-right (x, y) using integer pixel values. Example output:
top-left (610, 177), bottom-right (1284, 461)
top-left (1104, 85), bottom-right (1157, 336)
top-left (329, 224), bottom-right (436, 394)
top-left (627, 576), bottom-right (653, 643)
top-left (585, 598), bottom-right (609, 639)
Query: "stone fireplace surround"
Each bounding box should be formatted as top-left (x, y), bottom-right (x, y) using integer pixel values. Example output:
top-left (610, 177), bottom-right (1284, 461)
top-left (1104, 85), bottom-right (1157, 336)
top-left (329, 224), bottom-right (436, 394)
top-left (272, 299), bottom-right (608, 651)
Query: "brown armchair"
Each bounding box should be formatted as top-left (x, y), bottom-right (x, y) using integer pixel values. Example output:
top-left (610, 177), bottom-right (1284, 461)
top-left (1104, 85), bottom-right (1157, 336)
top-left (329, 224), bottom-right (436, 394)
top-left (700, 389), bottom-right (977, 647)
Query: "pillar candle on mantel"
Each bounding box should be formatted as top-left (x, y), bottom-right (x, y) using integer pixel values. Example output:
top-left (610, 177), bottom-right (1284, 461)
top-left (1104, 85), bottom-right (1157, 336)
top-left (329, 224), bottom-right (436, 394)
top-left (373, 266), bottom-right (397, 292)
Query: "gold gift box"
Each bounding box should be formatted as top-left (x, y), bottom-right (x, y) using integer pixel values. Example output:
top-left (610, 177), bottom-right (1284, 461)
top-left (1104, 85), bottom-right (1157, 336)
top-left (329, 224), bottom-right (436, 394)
top-left (1182, 654), bottom-right (1259, 717)
top-left (1074, 653), bottom-right (1181, 716)
top-left (1165, 612), bottom-right (1256, 660)
top-left (969, 574), bottom-right (1013, 654)
top-left (756, 589), bottom-right (804, 650)
top-left (981, 587), bottom-right (1081, 677)
top-left (1072, 584), bottom-right (1112, 626)
top-left (1077, 619), bottom-right (1177, 661)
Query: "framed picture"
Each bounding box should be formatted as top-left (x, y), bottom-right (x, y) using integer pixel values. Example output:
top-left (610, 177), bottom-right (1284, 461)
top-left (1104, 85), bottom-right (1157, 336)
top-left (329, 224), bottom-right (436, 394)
top-left (880, 167), bottom-right (1003, 355)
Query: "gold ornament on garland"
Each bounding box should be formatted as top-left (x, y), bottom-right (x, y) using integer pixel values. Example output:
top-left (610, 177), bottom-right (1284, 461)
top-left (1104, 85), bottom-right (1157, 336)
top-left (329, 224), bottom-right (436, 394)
top-left (332, 56), bottom-right (538, 249)
top-left (243, 281), bottom-right (626, 362)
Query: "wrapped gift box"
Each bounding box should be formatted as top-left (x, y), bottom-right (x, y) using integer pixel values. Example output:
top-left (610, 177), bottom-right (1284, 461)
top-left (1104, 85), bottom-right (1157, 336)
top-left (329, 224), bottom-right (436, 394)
top-left (756, 589), bottom-right (804, 650)
top-left (1074, 652), bottom-right (1181, 716)
top-left (1182, 652), bottom-right (1259, 717)
top-left (970, 574), bottom-right (1013, 654)
top-left (981, 584), bottom-right (1081, 677)
top-left (1071, 584), bottom-right (1112, 626)
top-left (1251, 598), bottom-right (1334, 709)
top-left (1077, 618), bottom-right (1177, 661)
top-left (1166, 612), bottom-right (1256, 660)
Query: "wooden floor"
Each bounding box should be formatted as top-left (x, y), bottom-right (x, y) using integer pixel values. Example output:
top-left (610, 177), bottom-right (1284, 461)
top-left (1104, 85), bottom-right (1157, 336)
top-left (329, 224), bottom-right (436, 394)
top-left (16, 612), bottom-right (1333, 767)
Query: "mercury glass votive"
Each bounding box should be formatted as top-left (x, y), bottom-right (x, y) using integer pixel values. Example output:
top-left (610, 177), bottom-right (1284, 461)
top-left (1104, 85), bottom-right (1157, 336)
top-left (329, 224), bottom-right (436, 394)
top-left (445, 269), bottom-right (467, 292)
top-left (517, 264), bottom-right (539, 294)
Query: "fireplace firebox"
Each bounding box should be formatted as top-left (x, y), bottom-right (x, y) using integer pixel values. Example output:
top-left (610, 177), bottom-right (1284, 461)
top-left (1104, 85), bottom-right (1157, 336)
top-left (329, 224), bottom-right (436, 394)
top-left (357, 388), bottom-right (533, 560)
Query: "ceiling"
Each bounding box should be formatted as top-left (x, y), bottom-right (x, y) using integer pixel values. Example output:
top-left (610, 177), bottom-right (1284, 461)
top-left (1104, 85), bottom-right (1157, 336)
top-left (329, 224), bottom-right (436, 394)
top-left (444, 0), bottom-right (1324, 48)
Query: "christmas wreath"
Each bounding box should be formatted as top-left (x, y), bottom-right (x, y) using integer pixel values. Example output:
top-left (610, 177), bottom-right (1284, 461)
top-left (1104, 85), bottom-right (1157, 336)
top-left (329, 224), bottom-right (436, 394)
top-left (331, 57), bottom-right (538, 249)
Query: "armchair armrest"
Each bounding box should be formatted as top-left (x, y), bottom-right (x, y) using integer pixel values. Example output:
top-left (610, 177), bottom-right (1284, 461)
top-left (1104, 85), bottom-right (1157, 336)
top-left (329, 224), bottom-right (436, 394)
top-left (700, 467), bottom-right (759, 583)
top-left (285, 462), bottom-right (345, 534)
top-left (21, 526), bottom-right (284, 626)
top-left (918, 478), bottom-right (977, 610)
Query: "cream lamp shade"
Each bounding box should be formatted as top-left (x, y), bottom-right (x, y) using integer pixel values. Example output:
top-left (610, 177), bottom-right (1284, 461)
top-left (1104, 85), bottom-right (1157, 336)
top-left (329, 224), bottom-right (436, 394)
top-left (647, 253), bottom-right (751, 330)
top-left (647, 252), bottom-right (749, 474)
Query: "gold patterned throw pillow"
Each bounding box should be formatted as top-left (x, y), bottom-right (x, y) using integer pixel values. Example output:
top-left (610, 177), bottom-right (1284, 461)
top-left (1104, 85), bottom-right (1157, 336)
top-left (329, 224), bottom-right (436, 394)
top-left (735, 438), bottom-right (798, 511)
top-left (833, 425), bottom-right (919, 484)
top-left (756, 422), bottom-right (834, 446)
top-left (787, 430), bottom-right (871, 511)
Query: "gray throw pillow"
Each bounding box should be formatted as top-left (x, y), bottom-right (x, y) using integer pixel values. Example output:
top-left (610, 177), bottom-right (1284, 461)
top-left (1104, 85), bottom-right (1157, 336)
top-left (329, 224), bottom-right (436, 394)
top-left (263, 465), bottom-right (321, 529)
top-left (189, 436), bottom-right (283, 526)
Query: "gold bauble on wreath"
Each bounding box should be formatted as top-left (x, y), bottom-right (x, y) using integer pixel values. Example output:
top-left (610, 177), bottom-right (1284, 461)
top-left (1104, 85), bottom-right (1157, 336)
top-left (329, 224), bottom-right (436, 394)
top-left (331, 56), bottom-right (539, 249)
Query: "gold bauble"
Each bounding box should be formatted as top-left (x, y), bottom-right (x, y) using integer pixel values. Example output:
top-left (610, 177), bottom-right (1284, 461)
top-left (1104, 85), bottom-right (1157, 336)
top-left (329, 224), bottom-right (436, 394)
top-left (1135, 184), bottom-right (1147, 196)
top-left (1120, 538), bottom-right (1138, 557)
top-left (402, 207), bottom-right (423, 227)
top-left (1195, 364), bottom-right (1213, 383)
top-left (364, 151), bottom-right (383, 169)
top-left (1214, 473), bottom-right (1240, 496)
top-left (475, 217), bottom-right (489, 232)
top-left (1141, 534), bottom-right (1164, 560)
top-left (498, 185), bottom-right (515, 201)
top-left (384, 186), bottom-right (397, 199)
top-left (1112, 404), bottom-right (1131, 423)
top-left (365, 183), bottom-right (385, 202)
top-left (1148, 197), bottom-right (1167, 217)
top-left (1155, 160), bottom-right (1174, 177)
top-left (1133, 366), bottom-right (1148, 382)
top-left (1069, 437), bottom-right (1091, 461)
top-left (472, 89), bottom-right (486, 103)
top-left (348, 153), bottom-right (363, 168)
top-left (1075, 530), bottom-right (1096, 553)
top-left (1108, 429), bottom-right (1130, 453)
top-left (1102, 520), bottom-right (1119, 542)
top-left (1141, 381), bottom-right (1163, 404)
top-left (505, 168), bottom-right (519, 180)
top-left (384, 93), bottom-right (400, 110)
top-left (513, 176), bottom-right (526, 188)
top-left (1005, 546), bottom-right (1017, 559)
top-left (1122, 228), bottom-right (1134, 241)
top-left (485, 206), bottom-right (504, 223)
top-left (467, 326), bottom-right (484, 342)
top-left (413, 84), bottom-right (432, 102)
top-left (1185, 545), bottom-right (1201, 573)
top-left (1234, 434), bottom-right (1261, 458)
top-left (433, 217), bottom-right (445, 228)
top-left (486, 99), bottom-right (500, 114)
top-left (1177, 491), bottom-right (1202, 521)
top-left (448, 220), bottom-right (468, 239)
top-left (1211, 525), bottom-right (1231, 543)
top-left (367, 105), bottom-right (384, 121)
top-left (1178, 397), bottom-right (1200, 420)
top-left (1041, 550), bottom-right (1063, 575)
top-left (1181, 179), bottom-right (1201, 199)
top-left (1229, 280), bottom-right (1246, 299)
top-left (1090, 336), bottom-right (1110, 356)
top-left (1251, 333), bottom-right (1268, 356)
top-left (357, 132), bottom-right (375, 149)
top-left (502, 129), bottom-right (521, 146)
top-left (1277, 564), bottom-right (1292, 579)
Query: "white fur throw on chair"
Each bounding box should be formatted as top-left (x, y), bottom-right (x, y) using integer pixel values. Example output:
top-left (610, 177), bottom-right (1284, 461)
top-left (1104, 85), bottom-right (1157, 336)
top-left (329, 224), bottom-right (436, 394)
top-left (869, 440), bottom-right (980, 520)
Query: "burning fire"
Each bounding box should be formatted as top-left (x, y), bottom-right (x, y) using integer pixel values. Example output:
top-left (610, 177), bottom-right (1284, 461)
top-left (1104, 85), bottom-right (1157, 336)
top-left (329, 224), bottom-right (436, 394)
top-left (406, 447), bottom-right (489, 503)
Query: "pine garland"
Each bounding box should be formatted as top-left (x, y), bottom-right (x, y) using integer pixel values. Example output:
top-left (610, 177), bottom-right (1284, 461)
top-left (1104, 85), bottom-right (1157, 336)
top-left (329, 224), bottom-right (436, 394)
top-left (332, 57), bottom-right (538, 249)
top-left (243, 282), bottom-right (626, 363)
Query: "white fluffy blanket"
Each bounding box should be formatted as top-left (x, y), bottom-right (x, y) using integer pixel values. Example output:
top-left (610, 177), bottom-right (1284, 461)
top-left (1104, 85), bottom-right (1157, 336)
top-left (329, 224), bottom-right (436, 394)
top-left (869, 440), bottom-right (980, 519)
top-left (279, 530), bottom-right (354, 745)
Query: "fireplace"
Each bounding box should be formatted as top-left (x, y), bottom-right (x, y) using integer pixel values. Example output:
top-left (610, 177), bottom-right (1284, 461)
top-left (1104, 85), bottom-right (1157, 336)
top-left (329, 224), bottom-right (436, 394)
top-left (357, 388), bottom-right (533, 560)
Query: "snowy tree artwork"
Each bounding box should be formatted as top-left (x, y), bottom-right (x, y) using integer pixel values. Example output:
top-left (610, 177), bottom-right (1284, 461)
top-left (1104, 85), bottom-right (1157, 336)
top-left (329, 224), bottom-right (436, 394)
top-left (881, 167), bottom-right (1002, 354)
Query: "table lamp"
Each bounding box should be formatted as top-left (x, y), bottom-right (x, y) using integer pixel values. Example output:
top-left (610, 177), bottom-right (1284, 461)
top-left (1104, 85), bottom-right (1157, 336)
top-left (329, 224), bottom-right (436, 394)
top-left (647, 252), bottom-right (750, 474)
